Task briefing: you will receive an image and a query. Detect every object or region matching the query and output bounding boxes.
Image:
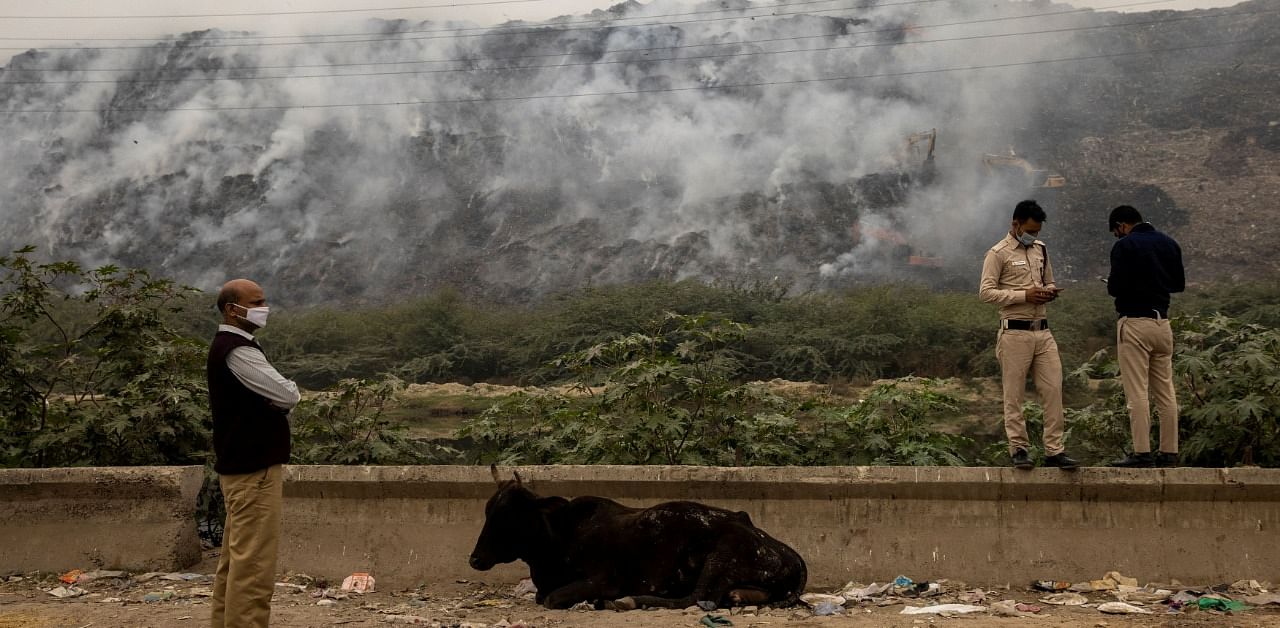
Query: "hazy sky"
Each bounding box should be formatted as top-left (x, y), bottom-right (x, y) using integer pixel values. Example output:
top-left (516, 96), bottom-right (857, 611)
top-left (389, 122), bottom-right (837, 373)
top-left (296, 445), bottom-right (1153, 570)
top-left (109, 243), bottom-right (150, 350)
top-left (0, 0), bottom-right (1247, 53)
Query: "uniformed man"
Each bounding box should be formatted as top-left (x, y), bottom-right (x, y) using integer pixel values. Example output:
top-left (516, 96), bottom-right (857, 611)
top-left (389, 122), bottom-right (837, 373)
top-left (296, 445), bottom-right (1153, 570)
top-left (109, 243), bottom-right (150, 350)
top-left (979, 200), bottom-right (1079, 470)
top-left (1105, 205), bottom-right (1185, 468)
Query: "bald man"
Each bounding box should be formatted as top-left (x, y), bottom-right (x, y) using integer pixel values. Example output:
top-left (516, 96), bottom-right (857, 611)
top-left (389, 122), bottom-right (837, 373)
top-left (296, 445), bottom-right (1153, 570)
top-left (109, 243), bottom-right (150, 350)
top-left (207, 279), bottom-right (300, 628)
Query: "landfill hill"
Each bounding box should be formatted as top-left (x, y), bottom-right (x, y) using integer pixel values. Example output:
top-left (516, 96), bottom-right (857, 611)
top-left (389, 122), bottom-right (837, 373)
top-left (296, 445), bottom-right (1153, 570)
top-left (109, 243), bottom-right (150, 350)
top-left (0, 0), bottom-right (1276, 303)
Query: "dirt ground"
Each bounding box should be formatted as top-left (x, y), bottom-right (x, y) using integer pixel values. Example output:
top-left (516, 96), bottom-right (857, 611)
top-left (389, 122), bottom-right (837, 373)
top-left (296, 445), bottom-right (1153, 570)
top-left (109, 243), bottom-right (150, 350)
top-left (3, 555), bottom-right (1278, 628)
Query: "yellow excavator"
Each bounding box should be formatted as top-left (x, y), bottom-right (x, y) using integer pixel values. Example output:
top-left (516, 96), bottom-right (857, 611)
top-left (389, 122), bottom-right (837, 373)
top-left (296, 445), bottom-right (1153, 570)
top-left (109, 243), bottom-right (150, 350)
top-left (982, 148), bottom-right (1065, 188)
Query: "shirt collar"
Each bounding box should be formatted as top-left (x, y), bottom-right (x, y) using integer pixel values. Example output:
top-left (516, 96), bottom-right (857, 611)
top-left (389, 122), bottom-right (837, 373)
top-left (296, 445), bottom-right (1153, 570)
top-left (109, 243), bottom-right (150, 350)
top-left (218, 324), bottom-right (255, 341)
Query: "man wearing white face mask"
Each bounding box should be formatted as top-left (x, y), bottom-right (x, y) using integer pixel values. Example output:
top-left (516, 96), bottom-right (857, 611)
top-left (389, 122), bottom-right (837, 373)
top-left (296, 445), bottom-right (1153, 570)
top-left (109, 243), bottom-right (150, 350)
top-left (980, 200), bottom-right (1078, 471)
top-left (207, 278), bottom-right (300, 628)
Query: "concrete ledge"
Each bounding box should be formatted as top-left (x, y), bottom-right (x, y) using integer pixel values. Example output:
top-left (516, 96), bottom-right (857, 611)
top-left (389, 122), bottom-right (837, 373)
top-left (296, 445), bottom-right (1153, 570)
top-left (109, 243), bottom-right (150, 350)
top-left (279, 465), bottom-right (1280, 589)
top-left (0, 466), bottom-right (204, 573)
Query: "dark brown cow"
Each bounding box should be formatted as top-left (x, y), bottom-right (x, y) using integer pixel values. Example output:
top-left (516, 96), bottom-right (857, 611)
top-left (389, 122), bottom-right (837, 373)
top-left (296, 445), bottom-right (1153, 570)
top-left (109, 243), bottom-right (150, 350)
top-left (468, 467), bottom-right (807, 610)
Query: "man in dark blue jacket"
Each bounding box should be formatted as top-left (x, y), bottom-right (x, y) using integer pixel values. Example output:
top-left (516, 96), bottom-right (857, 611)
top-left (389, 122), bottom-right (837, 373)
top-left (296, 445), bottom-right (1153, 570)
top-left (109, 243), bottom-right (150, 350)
top-left (1105, 206), bottom-right (1185, 468)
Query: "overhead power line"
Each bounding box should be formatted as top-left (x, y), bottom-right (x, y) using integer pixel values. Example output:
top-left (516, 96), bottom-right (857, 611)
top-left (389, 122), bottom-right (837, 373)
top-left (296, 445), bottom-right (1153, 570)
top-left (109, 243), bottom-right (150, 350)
top-left (2, 37), bottom-right (1271, 114)
top-left (4, 7), bottom-right (1271, 86)
top-left (1, 0), bottom-right (1183, 70)
top-left (0, 0), bottom-right (560, 20)
top-left (0, 0), bottom-right (1177, 51)
top-left (1, 0), bottom-right (853, 42)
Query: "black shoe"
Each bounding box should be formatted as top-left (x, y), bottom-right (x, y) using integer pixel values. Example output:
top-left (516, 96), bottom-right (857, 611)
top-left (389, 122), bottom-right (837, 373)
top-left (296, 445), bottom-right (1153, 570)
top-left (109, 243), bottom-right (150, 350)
top-left (1011, 449), bottom-right (1034, 470)
top-left (1109, 452), bottom-right (1155, 468)
top-left (1157, 452), bottom-right (1179, 468)
top-left (1044, 452), bottom-right (1079, 470)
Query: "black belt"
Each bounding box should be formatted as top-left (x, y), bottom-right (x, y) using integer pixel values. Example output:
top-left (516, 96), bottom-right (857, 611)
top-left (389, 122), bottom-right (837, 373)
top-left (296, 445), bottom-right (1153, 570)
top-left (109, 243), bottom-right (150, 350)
top-left (1003, 319), bottom-right (1048, 331)
top-left (1119, 310), bottom-right (1168, 320)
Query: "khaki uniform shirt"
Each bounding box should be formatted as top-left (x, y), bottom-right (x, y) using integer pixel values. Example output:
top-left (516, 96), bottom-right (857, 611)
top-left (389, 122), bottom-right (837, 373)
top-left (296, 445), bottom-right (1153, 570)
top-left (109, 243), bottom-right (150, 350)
top-left (979, 233), bottom-right (1056, 321)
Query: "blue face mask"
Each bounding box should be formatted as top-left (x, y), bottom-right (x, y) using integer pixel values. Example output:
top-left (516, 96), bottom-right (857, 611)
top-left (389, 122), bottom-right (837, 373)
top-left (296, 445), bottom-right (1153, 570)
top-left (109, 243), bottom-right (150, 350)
top-left (1016, 231), bottom-right (1038, 247)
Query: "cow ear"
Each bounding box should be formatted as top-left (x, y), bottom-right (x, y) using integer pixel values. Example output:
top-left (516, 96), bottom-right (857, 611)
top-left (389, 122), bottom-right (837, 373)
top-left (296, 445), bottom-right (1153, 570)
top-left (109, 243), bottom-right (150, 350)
top-left (512, 470), bottom-right (523, 485)
top-left (490, 463), bottom-right (502, 485)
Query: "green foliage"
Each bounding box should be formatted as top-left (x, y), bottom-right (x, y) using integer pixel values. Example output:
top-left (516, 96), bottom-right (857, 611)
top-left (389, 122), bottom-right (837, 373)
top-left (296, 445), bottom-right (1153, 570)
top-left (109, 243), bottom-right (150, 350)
top-left (810, 378), bottom-right (970, 466)
top-left (291, 375), bottom-right (458, 465)
top-left (1176, 314), bottom-right (1280, 467)
top-left (0, 247), bottom-right (210, 467)
top-left (462, 313), bottom-right (797, 465)
top-left (461, 315), bottom-right (972, 466)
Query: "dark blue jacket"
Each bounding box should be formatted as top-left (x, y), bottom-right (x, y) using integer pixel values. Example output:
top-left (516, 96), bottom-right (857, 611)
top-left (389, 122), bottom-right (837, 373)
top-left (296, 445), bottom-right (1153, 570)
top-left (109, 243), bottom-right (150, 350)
top-left (1108, 223), bottom-right (1185, 317)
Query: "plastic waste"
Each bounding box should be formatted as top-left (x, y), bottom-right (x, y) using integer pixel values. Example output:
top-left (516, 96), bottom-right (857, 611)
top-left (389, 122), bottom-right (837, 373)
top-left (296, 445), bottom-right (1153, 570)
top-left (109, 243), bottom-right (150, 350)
top-left (512, 577), bottom-right (537, 596)
top-left (1244, 593), bottom-right (1280, 605)
top-left (340, 572), bottom-right (375, 593)
top-left (899, 604), bottom-right (985, 615)
top-left (991, 600), bottom-right (1035, 617)
top-left (893, 575), bottom-right (913, 587)
top-left (1103, 571), bottom-right (1138, 588)
top-left (1197, 597), bottom-right (1249, 612)
top-left (1098, 601), bottom-right (1153, 614)
top-left (700, 614), bottom-right (733, 627)
top-left (1033, 580), bottom-right (1071, 592)
top-left (841, 582), bottom-right (891, 601)
top-left (143, 591), bottom-right (176, 602)
top-left (58, 570), bottom-right (84, 585)
top-left (47, 586), bottom-right (87, 598)
top-left (812, 602), bottom-right (843, 616)
top-left (1039, 592), bottom-right (1088, 606)
top-left (800, 593), bottom-right (846, 607)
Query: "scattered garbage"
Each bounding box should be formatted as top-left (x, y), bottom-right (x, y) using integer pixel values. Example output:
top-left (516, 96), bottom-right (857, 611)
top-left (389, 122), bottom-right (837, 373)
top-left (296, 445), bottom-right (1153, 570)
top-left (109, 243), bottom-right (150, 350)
top-left (991, 600), bottom-right (1037, 617)
top-left (1016, 603), bottom-right (1043, 613)
top-left (799, 593), bottom-right (845, 607)
top-left (1112, 587), bottom-right (1171, 604)
top-left (341, 572), bottom-right (375, 594)
top-left (893, 575), bottom-right (913, 587)
top-left (1197, 597), bottom-right (1249, 612)
top-left (841, 582), bottom-right (891, 601)
top-left (161, 573), bottom-right (206, 581)
top-left (812, 601), bottom-right (843, 616)
top-left (75, 570), bottom-right (126, 583)
top-left (143, 590), bottom-right (177, 603)
top-left (46, 586), bottom-right (87, 598)
top-left (317, 599), bottom-right (337, 606)
top-left (899, 604), bottom-right (986, 615)
top-left (381, 614), bottom-right (434, 624)
top-left (58, 569), bottom-right (84, 585)
top-left (1244, 593), bottom-right (1280, 605)
top-left (957, 589), bottom-right (989, 604)
top-left (511, 578), bottom-right (537, 597)
top-left (1103, 571), bottom-right (1138, 588)
top-left (275, 582), bottom-right (308, 593)
top-left (1033, 580), bottom-right (1071, 592)
top-left (700, 614), bottom-right (732, 626)
top-left (1169, 590), bottom-right (1201, 605)
top-left (99, 597), bottom-right (123, 603)
top-left (1097, 602), bottom-right (1153, 614)
top-left (1039, 592), bottom-right (1088, 606)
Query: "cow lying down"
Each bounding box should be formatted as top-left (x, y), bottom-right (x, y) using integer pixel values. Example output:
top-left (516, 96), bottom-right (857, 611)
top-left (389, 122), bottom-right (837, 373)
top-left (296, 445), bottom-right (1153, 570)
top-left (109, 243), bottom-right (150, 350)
top-left (468, 466), bottom-right (807, 611)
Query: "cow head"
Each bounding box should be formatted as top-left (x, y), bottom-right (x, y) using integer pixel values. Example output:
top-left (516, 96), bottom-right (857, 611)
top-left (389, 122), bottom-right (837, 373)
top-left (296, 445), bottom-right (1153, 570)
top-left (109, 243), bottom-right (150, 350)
top-left (469, 465), bottom-right (558, 571)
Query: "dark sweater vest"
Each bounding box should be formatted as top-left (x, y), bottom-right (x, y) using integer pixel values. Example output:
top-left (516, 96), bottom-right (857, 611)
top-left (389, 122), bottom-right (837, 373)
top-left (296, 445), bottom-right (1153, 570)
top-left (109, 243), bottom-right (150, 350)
top-left (207, 331), bottom-right (291, 474)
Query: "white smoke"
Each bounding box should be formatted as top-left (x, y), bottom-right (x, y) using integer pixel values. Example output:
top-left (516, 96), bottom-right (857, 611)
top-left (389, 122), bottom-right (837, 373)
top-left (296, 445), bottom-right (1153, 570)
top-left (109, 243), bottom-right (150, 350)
top-left (0, 0), bottom-right (1188, 301)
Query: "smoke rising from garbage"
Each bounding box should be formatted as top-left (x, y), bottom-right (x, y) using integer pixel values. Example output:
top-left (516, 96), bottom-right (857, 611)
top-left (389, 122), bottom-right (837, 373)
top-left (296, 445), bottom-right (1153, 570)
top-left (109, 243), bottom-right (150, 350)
top-left (0, 0), bottom-right (1168, 302)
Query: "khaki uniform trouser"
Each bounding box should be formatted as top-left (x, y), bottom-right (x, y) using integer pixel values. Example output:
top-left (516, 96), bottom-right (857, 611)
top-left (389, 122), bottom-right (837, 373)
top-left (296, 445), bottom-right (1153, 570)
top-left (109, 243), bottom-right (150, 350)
top-left (212, 464), bottom-right (283, 628)
top-left (995, 328), bottom-right (1066, 456)
top-left (1117, 317), bottom-right (1179, 454)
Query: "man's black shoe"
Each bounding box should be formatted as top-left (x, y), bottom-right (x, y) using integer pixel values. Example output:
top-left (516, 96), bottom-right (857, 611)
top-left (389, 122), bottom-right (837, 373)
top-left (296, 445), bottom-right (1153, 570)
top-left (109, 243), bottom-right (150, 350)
top-left (1157, 452), bottom-right (1179, 468)
top-left (1011, 449), bottom-right (1034, 470)
top-left (1044, 452), bottom-right (1080, 470)
top-left (1109, 452), bottom-right (1155, 468)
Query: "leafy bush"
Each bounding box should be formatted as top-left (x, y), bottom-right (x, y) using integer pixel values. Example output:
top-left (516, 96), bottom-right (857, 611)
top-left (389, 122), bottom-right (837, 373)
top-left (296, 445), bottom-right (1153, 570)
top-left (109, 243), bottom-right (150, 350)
top-left (291, 375), bottom-right (458, 465)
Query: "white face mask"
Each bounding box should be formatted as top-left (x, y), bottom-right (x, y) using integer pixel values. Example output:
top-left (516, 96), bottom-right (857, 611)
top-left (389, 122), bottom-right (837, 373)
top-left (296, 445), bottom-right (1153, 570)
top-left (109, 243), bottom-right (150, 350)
top-left (231, 303), bottom-right (270, 329)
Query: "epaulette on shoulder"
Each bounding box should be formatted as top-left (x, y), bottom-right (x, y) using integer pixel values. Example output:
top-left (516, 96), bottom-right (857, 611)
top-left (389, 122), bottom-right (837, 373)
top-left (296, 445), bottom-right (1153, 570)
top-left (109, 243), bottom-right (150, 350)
top-left (989, 240), bottom-right (1013, 253)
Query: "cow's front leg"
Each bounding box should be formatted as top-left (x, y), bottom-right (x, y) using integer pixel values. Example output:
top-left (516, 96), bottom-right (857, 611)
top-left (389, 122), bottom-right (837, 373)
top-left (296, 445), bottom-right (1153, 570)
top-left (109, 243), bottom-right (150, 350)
top-left (542, 578), bottom-right (620, 610)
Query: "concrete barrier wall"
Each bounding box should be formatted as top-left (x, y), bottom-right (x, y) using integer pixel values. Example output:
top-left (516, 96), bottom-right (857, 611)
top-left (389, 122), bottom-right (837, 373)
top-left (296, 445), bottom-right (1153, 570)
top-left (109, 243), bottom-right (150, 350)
top-left (279, 465), bottom-right (1280, 590)
top-left (0, 466), bottom-right (203, 573)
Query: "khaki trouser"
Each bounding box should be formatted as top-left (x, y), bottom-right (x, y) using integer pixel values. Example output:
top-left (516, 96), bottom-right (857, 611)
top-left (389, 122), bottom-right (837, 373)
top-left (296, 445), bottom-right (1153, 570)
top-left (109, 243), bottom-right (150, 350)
top-left (995, 328), bottom-right (1066, 456)
top-left (212, 464), bottom-right (282, 628)
top-left (1117, 317), bottom-right (1179, 454)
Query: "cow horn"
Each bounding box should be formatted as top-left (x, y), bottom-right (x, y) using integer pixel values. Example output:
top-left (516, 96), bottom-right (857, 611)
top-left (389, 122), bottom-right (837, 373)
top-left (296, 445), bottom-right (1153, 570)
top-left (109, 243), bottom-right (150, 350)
top-left (512, 470), bottom-right (523, 485)
top-left (489, 463), bottom-right (502, 485)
